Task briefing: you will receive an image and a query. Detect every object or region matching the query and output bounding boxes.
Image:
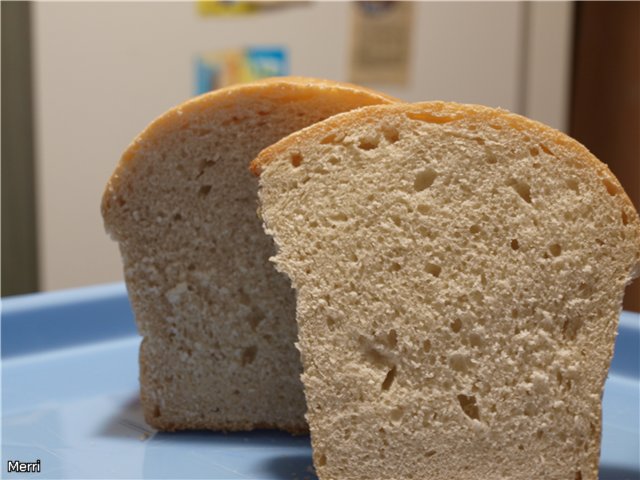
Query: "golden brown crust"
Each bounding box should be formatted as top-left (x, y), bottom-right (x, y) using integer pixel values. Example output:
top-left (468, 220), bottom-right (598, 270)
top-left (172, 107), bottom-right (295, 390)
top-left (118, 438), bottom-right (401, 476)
top-left (142, 403), bottom-right (309, 435)
top-left (252, 101), bottom-right (640, 280)
top-left (252, 102), bottom-right (601, 178)
top-left (101, 77), bottom-right (398, 221)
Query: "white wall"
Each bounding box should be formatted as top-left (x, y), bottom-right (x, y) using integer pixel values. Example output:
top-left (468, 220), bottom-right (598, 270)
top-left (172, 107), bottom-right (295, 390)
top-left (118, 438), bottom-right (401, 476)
top-left (32, 1), bottom-right (570, 291)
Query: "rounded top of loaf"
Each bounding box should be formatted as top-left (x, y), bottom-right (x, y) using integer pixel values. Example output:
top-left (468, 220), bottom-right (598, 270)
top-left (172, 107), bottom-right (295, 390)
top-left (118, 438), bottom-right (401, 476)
top-left (251, 102), bottom-right (605, 176)
top-left (101, 76), bottom-right (398, 221)
top-left (251, 101), bottom-right (640, 278)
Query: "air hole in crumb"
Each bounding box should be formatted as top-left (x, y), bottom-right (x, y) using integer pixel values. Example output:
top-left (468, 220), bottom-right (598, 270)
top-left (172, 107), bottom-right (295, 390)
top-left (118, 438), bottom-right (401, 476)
top-left (485, 152), bottom-right (497, 164)
top-left (382, 125), bottom-right (400, 144)
top-left (549, 243), bottom-right (562, 256)
top-left (390, 406), bottom-right (404, 422)
top-left (489, 123), bottom-right (502, 130)
top-left (457, 394), bottom-right (480, 420)
top-left (566, 178), bottom-right (579, 193)
top-left (529, 147), bottom-right (539, 156)
top-left (391, 215), bottom-right (402, 227)
top-left (536, 429), bottom-right (544, 439)
top-left (524, 403), bottom-right (536, 416)
top-left (449, 354), bottom-right (469, 372)
top-left (241, 346), bottom-right (257, 366)
top-left (387, 329), bottom-right (398, 348)
top-left (326, 316), bottom-right (336, 330)
top-left (578, 282), bottom-right (593, 298)
top-left (469, 224), bottom-right (481, 234)
top-left (237, 289), bottom-right (250, 306)
top-left (622, 210), bottom-right (629, 225)
top-left (511, 239), bottom-right (520, 250)
top-left (562, 317), bottom-right (583, 341)
top-left (200, 159), bottom-right (215, 170)
top-left (414, 168), bottom-right (438, 192)
top-left (425, 263), bottom-right (441, 277)
top-left (474, 138), bottom-right (485, 145)
top-left (290, 152), bottom-right (303, 167)
top-left (330, 212), bottom-right (349, 222)
top-left (317, 454), bottom-right (327, 467)
top-left (389, 261), bottom-right (402, 272)
top-left (540, 144), bottom-right (554, 156)
top-left (358, 136), bottom-right (379, 150)
top-left (450, 318), bottom-right (462, 333)
top-left (199, 185), bottom-right (212, 197)
top-left (152, 405), bottom-right (161, 418)
top-left (116, 197), bottom-right (126, 207)
top-left (602, 178), bottom-right (619, 196)
top-left (406, 111), bottom-right (460, 124)
top-left (507, 179), bottom-right (532, 203)
top-left (575, 471), bottom-right (582, 480)
top-left (417, 204), bottom-right (430, 215)
top-left (423, 339), bottom-right (431, 352)
top-left (320, 132), bottom-right (344, 145)
top-left (247, 311), bottom-right (263, 330)
top-left (328, 156), bottom-right (340, 165)
top-left (418, 226), bottom-right (433, 238)
top-left (469, 332), bottom-right (483, 348)
top-left (173, 213), bottom-right (183, 221)
top-left (518, 444), bottom-right (524, 451)
top-left (381, 366), bottom-right (397, 391)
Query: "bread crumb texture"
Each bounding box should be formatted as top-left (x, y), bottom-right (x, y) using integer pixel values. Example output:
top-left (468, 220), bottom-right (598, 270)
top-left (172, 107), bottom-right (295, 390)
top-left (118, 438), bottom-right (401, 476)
top-left (101, 77), bottom-right (395, 432)
top-left (255, 102), bottom-right (640, 479)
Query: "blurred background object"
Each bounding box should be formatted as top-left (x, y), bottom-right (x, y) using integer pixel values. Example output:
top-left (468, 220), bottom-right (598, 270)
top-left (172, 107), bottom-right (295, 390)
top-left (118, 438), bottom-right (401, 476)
top-left (1, 1), bottom-right (637, 311)
top-left (570, 1), bottom-right (640, 311)
top-left (2, 2), bottom-right (39, 297)
top-left (195, 46), bottom-right (289, 93)
top-left (349, 2), bottom-right (413, 85)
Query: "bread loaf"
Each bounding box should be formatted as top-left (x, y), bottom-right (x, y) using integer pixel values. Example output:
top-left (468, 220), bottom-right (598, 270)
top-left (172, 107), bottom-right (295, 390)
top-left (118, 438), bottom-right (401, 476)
top-left (101, 77), bottom-right (396, 432)
top-left (252, 102), bottom-right (640, 478)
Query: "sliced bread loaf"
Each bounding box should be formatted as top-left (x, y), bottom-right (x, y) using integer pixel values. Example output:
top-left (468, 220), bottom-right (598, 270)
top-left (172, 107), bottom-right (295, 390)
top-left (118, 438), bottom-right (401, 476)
top-left (252, 102), bottom-right (640, 479)
top-left (101, 77), bottom-right (396, 432)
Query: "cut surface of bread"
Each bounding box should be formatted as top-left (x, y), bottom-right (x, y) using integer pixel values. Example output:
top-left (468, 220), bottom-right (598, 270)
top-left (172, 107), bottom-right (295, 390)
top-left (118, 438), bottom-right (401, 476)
top-left (253, 102), bottom-right (640, 479)
top-left (101, 77), bottom-right (396, 432)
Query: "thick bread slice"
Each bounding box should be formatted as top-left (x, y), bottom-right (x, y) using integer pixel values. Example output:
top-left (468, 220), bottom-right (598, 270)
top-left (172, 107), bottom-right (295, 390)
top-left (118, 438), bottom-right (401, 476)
top-left (101, 77), bottom-right (396, 432)
top-left (252, 102), bottom-right (640, 478)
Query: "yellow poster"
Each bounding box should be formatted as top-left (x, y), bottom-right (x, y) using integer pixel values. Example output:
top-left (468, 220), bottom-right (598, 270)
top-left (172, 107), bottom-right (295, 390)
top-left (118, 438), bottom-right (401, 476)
top-left (196, 1), bottom-right (300, 17)
top-left (349, 1), bottom-right (413, 85)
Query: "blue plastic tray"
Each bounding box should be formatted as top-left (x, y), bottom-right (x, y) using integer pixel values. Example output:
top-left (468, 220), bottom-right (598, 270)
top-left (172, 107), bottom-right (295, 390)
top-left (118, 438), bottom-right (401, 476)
top-left (2, 283), bottom-right (639, 479)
